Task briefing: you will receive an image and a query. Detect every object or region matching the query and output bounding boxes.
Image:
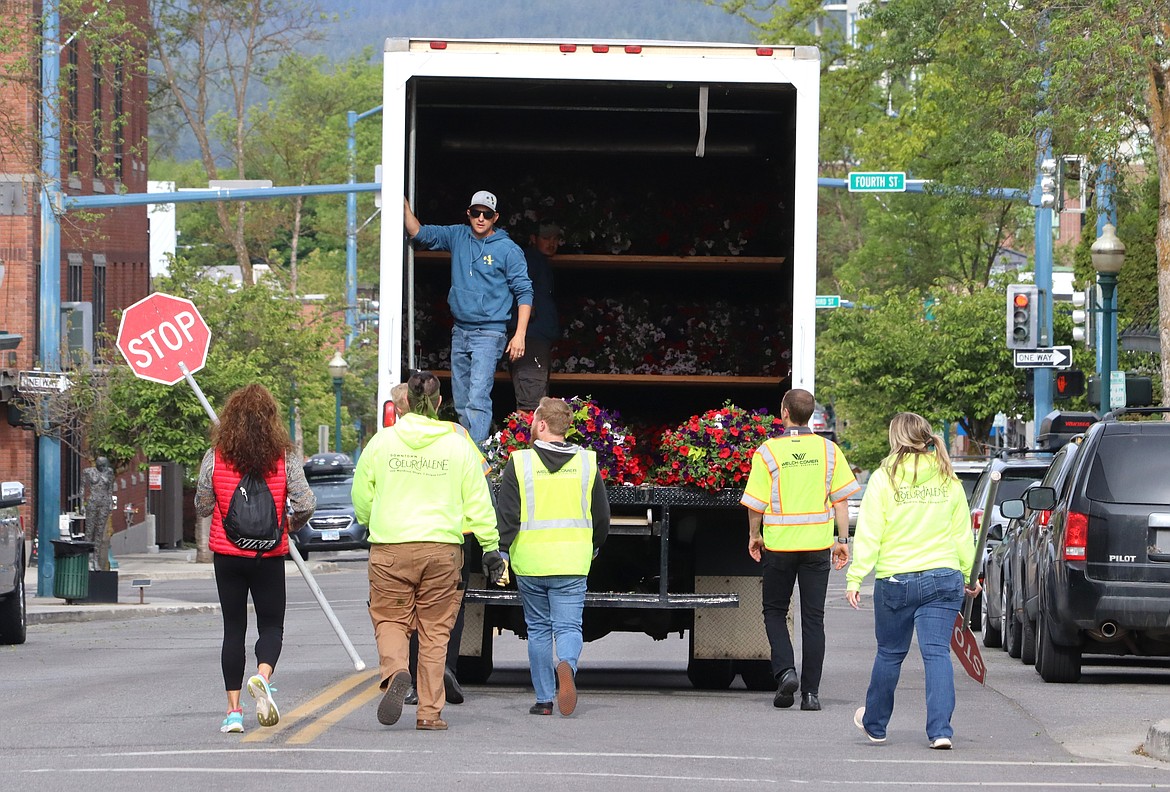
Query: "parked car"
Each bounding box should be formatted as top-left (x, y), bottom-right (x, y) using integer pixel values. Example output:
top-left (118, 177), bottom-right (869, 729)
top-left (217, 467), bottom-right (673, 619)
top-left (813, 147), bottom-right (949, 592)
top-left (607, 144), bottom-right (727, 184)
top-left (981, 481), bottom-right (1036, 650)
top-left (846, 482), bottom-right (867, 534)
top-left (290, 453), bottom-right (369, 559)
top-left (0, 481), bottom-right (27, 645)
top-left (810, 403), bottom-right (835, 442)
top-left (1028, 407), bottom-right (1170, 683)
top-left (951, 457), bottom-right (989, 503)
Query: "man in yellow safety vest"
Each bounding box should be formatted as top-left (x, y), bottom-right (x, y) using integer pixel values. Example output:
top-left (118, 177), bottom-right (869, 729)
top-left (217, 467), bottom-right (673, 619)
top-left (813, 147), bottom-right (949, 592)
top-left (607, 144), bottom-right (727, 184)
top-left (495, 397), bottom-right (610, 717)
top-left (740, 388), bottom-right (860, 712)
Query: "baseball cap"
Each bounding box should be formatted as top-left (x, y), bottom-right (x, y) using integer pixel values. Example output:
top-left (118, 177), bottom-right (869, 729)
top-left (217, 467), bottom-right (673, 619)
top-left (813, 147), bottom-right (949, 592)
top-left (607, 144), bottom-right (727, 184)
top-left (538, 221), bottom-right (562, 239)
top-left (468, 190), bottom-right (497, 212)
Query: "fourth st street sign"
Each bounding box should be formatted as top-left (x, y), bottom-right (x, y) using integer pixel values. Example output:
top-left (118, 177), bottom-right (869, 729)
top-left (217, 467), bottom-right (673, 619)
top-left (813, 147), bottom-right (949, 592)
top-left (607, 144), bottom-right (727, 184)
top-left (1013, 346), bottom-right (1073, 369)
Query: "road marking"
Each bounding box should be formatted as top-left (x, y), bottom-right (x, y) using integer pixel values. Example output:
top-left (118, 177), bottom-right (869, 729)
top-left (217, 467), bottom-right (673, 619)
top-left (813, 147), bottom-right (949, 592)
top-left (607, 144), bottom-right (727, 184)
top-left (241, 669), bottom-right (377, 743)
top-left (285, 680), bottom-right (384, 744)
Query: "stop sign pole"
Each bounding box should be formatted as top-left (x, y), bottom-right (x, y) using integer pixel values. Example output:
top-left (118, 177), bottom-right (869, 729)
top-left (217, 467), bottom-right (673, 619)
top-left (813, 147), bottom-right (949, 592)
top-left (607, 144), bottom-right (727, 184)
top-left (116, 293), bottom-right (365, 671)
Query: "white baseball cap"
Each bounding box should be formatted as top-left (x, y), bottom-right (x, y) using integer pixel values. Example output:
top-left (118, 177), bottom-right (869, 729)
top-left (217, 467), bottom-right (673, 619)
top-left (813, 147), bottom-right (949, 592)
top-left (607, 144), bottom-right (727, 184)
top-left (468, 190), bottom-right (497, 212)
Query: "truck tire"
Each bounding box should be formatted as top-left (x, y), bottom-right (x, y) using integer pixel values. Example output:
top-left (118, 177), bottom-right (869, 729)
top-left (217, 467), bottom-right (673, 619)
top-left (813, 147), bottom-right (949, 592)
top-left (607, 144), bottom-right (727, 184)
top-left (980, 594), bottom-right (1002, 649)
top-left (1019, 615), bottom-right (1037, 666)
top-left (0, 553), bottom-right (27, 645)
top-left (456, 619), bottom-right (494, 684)
top-left (1036, 607), bottom-right (1081, 683)
top-left (737, 660), bottom-right (778, 692)
top-left (968, 592), bottom-right (982, 632)
top-left (1003, 583), bottom-right (1022, 658)
top-left (687, 659), bottom-right (735, 690)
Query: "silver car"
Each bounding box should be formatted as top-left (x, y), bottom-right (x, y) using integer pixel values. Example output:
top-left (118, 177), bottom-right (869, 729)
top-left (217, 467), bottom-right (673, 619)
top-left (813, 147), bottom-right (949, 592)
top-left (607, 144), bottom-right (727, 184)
top-left (0, 481), bottom-right (27, 645)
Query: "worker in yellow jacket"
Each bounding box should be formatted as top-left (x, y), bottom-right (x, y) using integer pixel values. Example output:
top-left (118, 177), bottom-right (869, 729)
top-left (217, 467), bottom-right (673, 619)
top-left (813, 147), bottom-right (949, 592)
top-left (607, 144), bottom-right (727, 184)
top-left (846, 412), bottom-right (978, 750)
top-left (741, 388), bottom-right (859, 712)
top-left (352, 370), bottom-right (505, 732)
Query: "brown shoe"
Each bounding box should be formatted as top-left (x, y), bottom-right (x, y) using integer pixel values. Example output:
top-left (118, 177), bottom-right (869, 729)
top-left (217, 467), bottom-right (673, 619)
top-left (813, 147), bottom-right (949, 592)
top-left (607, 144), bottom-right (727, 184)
top-left (377, 671), bottom-right (412, 726)
top-left (416, 718), bottom-right (448, 731)
top-left (556, 660), bottom-right (577, 716)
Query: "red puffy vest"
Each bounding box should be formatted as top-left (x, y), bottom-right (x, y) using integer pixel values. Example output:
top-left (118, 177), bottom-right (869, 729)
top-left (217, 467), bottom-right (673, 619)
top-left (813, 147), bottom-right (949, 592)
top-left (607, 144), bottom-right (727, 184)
top-left (209, 450), bottom-right (289, 558)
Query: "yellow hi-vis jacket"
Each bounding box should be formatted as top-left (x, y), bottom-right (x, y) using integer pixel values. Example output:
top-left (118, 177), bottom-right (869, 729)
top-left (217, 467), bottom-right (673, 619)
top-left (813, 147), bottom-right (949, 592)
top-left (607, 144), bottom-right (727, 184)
top-left (740, 428), bottom-right (860, 552)
top-left (509, 448), bottom-right (596, 576)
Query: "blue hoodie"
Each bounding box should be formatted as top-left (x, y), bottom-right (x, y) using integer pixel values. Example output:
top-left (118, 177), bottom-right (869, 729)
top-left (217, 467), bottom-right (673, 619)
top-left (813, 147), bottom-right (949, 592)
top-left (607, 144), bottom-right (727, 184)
top-left (413, 224), bottom-right (534, 332)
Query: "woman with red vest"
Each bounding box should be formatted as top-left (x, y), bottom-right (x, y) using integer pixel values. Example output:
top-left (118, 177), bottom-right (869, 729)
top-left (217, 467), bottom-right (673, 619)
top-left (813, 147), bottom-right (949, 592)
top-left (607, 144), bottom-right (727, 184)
top-left (195, 384), bottom-right (316, 734)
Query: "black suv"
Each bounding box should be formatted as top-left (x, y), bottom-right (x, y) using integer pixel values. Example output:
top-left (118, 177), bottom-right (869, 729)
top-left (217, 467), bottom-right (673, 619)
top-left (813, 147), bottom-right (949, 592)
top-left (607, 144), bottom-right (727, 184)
top-left (291, 453), bottom-right (369, 559)
top-left (1028, 407), bottom-right (1170, 682)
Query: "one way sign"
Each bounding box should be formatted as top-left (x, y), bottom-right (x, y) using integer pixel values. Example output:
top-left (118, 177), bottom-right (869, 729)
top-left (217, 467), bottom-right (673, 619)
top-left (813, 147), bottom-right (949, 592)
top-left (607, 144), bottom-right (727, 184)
top-left (1013, 346), bottom-right (1072, 369)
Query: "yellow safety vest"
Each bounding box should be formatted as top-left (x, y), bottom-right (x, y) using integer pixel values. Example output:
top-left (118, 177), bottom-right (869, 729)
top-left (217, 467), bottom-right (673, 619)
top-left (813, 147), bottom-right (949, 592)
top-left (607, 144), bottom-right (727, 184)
top-left (510, 448), bottom-right (595, 577)
top-left (751, 434), bottom-right (840, 552)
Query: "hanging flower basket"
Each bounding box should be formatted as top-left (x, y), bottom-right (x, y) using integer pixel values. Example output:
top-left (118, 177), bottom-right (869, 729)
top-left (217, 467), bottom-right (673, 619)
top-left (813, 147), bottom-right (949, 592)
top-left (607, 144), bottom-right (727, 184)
top-left (651, 402), bottom-right (785, 492)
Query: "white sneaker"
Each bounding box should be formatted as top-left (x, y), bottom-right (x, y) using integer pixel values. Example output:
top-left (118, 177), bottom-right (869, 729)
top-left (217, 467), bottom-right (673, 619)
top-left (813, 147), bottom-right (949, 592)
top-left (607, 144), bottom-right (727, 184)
top-left (930, 737), bottom-right (953, 750)
top-left (854, 706), bottom-right (886, 743)
top-left (247, 674), bottom-right (280, 727)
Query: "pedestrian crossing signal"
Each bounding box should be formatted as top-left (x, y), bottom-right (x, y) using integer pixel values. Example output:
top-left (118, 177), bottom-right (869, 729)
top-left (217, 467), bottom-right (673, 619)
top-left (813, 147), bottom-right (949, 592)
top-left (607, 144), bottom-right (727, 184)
top-left (1053, 370), bottom-right (1084, 400)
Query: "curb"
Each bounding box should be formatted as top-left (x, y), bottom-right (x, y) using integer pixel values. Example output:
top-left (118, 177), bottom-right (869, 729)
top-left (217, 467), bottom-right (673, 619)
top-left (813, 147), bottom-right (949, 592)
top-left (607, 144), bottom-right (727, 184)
top-left (29, 602), bottom-right (221, 625)
top-left (1145, 720), bottom-right (1170, 762)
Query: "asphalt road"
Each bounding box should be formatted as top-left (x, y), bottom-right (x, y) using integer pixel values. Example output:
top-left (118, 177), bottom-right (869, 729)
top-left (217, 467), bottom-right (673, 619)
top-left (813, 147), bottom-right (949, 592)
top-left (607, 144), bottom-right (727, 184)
top-left (5, 558), bottom-right (1170, 791)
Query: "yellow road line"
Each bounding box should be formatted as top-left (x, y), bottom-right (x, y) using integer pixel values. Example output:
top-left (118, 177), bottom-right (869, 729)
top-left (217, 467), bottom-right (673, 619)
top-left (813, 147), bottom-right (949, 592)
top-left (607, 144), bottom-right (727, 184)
top-left (242, 670), bottom-right (378, 743)
top-left (286, 680), bottom-right (385, 745)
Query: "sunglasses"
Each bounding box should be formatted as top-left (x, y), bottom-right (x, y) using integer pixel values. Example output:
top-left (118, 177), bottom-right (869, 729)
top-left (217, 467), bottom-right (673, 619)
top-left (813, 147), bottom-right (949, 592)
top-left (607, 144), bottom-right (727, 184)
top-left (468, 208), bottom-right (496, 219)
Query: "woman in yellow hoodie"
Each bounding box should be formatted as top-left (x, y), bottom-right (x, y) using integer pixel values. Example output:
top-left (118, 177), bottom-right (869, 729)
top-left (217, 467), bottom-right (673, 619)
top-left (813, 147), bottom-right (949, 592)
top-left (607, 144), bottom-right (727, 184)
top-left (845, 412), bottom-right (979, 750)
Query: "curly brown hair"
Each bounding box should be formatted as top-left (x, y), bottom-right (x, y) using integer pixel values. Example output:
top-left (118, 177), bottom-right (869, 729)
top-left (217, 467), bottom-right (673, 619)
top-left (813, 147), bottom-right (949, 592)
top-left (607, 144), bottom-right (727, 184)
top-left (210, 384), bottom-right (292, 477)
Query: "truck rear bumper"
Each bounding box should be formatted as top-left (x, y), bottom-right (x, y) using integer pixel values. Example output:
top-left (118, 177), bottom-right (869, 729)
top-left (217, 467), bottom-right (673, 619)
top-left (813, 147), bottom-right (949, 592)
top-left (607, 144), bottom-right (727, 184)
top-left (463, 588), bottom-right (739, 609)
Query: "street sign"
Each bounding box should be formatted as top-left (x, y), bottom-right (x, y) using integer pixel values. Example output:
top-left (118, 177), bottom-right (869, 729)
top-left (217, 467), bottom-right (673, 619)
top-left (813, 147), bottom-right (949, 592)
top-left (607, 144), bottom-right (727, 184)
top-left (848, 171), bottom-right (906, 192)
top-left (1012, 346), bottom-right (1072, 369)
top-left (116, 293), bottom-right (211, 385)
top-left (17, 370), bottom-right (71, 393)
top-left (1109, 370), bottom-right (1126, 410)
top-left (815, 295), bottom-right (841, 309)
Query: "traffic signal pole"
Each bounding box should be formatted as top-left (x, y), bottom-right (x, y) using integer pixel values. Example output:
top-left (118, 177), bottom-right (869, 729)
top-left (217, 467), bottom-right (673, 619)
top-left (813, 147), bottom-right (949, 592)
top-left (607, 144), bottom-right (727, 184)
top-left (1032, 145), bottom-right (1055, 423)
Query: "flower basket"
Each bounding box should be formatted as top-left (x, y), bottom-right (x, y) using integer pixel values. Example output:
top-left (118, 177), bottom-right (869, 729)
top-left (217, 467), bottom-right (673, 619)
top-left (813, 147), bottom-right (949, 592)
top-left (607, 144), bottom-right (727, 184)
top-left (651, 403), bottom-right (785, 492)
top-left (483, 396), bottom-right (645, 485)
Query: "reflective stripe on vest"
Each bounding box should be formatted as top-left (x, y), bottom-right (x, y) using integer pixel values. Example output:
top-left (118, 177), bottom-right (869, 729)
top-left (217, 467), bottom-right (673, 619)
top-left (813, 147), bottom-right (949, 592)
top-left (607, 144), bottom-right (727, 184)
top-left (758, 435), bottom-right (836, 552)
top-left (511, 448), bottom-right (594, 577)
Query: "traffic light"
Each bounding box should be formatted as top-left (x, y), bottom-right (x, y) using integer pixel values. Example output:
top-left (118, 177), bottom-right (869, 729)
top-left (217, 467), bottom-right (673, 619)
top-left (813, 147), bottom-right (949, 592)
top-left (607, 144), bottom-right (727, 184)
top-left (1039, 158), bottom-right (1058, 210)
top-left (1006, 284), bottom-right (1039, 349)
top-left (1086, 375), bottom-right (1154, 408)
top-left (1071, 287), bottom-right (1094, 346)
top-left (1053, 369), bottom-right (1085, 400)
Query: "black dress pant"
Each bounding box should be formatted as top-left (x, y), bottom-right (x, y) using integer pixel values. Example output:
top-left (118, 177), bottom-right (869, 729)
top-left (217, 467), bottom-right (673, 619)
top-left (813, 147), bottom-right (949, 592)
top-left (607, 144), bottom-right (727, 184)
top-left (762, 548), bottom-right (831, 694)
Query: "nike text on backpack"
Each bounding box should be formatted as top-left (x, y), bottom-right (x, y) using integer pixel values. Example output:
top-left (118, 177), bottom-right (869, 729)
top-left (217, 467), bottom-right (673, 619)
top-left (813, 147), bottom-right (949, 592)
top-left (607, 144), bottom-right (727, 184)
top-left (224, 472), bottom-right (281, 556)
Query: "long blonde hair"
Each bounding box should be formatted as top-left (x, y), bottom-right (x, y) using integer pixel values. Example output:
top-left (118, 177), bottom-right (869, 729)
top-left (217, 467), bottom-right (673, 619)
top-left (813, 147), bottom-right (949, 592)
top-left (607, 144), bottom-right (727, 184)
top-left (884, 412), bottom-right (955, 484)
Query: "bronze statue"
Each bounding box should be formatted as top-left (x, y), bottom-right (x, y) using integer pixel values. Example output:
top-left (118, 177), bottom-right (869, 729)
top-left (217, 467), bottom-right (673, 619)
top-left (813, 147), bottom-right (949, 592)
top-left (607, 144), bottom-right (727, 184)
top-left (82, 457), bottom-right (115, 571)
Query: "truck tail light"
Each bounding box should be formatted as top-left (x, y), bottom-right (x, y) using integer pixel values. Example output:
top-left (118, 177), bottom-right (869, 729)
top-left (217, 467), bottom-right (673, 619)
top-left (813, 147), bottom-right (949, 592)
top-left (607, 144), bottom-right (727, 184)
top-left (756, 47), bottom-right (774, 56)
top-left (382, 400), bottom-right (398, 428)
top-left (624, 45), bottom-right (642, 54)
top-left (971, 509), bottom-right (983, 535)
top-left (430, 41), bottom-right (447, 50)
top-left (1064, 511), bottom-right (1088, 560)
top-left (592, 45), bottom-right (609, 53)
top-left (559, 44), bottom-right (577, 53)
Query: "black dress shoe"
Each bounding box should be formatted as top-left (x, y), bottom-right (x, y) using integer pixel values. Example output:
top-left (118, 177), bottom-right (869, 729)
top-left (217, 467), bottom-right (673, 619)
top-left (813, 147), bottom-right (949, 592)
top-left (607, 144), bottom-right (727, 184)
top-left (444, 667), bottom-right (465, 705)
top-left (404, 686), bottom-right (418, 706)
top-left (773, 668), bottom-right (799, 708)
top-left (800, 692), bottom-right (821, 711)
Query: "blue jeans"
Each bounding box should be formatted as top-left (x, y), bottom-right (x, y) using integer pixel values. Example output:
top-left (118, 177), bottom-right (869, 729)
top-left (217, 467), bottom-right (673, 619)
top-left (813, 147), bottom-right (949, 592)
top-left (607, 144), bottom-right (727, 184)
top-left (517, 575), bottom-right (587, 703)
top-left (862, 568), bottom-right (964, 741)
top-left (450, 325), bottom-right (507, 444)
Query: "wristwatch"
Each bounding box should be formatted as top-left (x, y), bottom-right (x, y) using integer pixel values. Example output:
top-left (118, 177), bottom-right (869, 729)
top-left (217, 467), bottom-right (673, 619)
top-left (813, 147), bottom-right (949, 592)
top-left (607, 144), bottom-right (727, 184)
top-left (836, 536), bottom-right (851, 544)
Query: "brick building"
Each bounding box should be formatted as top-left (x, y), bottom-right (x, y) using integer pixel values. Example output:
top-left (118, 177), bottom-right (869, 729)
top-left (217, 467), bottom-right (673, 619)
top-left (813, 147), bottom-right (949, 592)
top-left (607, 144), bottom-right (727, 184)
top-left (0, 0), bottom-right (151, 542)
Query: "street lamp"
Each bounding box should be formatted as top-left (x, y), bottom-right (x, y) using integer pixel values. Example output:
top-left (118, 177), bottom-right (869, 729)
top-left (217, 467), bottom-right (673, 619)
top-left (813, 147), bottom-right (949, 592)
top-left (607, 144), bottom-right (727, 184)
top-left (327, 351), bottom-right (348, 453)
top-left (1090, 223), bottom-right (1125, 405)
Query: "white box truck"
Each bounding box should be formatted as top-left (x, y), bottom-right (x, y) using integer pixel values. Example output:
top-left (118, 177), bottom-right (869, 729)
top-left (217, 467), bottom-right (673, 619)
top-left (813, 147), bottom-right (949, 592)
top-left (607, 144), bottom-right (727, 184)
top-left (377, 37), bottom-right (821, 689)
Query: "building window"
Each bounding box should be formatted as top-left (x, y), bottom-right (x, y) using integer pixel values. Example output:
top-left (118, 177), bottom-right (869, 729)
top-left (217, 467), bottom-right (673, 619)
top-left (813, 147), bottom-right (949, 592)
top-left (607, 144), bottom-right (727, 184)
top-left (63, 432), bottom-right (82, 514)
top-left (92, 59), bottom-right (103, 178)
top-left (67, 42), bottom-right (79, 175)
top-left (93, 254), bottom-right (107, 335)
top-left (67, 252), bottom-right (83, 301)
top-left (113, 58), bottom-right (124, 181)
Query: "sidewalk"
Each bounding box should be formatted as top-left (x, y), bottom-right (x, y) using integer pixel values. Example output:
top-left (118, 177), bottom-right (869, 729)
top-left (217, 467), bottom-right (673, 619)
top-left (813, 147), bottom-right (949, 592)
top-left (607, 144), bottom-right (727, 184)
top-left (24, 549), bottom-right (340, 626)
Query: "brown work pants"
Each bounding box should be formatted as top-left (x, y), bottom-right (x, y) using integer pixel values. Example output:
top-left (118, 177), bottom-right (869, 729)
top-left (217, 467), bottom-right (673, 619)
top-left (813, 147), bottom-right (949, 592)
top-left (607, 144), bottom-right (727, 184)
top-left (368, 542), bottom-right (463, 720)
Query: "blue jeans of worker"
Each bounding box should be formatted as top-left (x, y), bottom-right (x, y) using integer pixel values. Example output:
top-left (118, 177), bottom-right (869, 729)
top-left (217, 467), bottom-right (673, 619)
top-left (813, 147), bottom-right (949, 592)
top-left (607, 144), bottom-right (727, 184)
top-left (517, 575), bottom-right (587, 703)
top-left (450, 325), bottom-right (507, 445)
top-left (862, 568), bottom-right (964, 741)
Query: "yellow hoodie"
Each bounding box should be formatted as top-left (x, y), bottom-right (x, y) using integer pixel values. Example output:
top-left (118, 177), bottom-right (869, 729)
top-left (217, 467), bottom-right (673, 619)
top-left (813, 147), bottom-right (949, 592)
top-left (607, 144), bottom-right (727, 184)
top-left (846, 454), bottom-right (974, 592)
top-left (352, 413), bottom-right (499, 550)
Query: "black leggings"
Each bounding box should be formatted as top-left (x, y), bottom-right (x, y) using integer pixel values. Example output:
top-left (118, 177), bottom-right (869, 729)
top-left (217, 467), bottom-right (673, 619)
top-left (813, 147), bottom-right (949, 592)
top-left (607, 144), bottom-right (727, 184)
top-left (214, 553), bottom-right (286, 691)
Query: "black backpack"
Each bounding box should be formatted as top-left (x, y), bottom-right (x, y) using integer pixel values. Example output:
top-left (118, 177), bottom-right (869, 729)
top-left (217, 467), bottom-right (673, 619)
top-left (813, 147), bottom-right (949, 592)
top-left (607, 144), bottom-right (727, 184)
top-left (223, 471), bottom-right (281, 557)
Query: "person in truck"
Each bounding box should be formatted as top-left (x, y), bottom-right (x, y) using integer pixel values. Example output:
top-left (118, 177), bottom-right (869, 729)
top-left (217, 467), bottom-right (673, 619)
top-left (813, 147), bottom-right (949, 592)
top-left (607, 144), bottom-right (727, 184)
top-left (509, 221), bottom-right (562, 413)
top-left (404, 190), bottom-right (534, 444)
top-left (495, 397), bottom-right (610, 717)
top-left (741, 388), bottom-right (859, 712)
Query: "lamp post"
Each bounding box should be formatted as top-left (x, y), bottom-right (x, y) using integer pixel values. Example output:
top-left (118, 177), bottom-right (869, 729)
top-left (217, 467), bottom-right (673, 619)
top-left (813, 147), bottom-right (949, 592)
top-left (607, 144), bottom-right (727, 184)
top-left (1089, 223), bottom-right (1125, 407)
top-left (328, 351), bottom-right (348, 453)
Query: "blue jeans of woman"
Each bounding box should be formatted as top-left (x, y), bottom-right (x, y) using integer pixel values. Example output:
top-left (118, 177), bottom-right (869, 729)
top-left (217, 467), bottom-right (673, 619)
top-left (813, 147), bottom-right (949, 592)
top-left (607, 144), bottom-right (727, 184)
top-left (861, 568), bottom-right (964, 741)
top-left (517, 575), bottom-right (587, 703)
top-left (450, 325), bottom-right (507, 444)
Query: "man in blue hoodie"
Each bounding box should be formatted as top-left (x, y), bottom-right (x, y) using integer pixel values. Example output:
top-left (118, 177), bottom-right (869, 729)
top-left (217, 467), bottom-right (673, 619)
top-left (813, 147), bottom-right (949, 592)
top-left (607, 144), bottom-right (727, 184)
top-left (405, 191), bottom-right (534, 444)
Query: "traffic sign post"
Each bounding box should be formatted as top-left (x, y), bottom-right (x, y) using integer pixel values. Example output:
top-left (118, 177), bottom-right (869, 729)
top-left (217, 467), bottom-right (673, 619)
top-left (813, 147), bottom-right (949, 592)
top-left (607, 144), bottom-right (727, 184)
top-left (17, 370), bottom-right (71, 394)
top-left (848, 171), bottom-right (906, 192)
top-left (1013, 346), bottom-right (1072, 369)
top-left (1109, 370), bottom-right (1126, 410)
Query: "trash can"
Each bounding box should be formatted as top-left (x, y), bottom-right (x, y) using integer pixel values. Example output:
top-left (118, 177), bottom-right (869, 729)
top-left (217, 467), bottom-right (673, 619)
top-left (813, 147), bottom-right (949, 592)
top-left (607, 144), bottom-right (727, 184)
top-left (52, 540), bottom-right (95, 603)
